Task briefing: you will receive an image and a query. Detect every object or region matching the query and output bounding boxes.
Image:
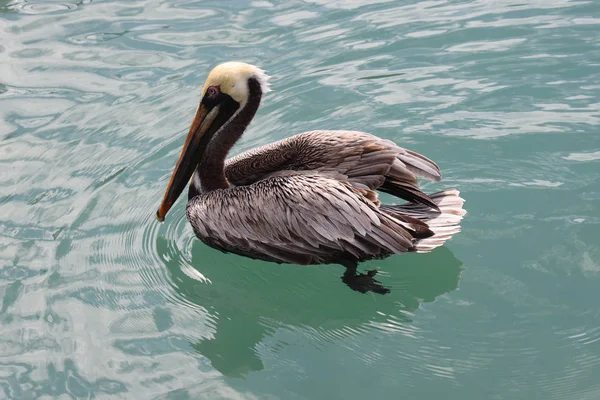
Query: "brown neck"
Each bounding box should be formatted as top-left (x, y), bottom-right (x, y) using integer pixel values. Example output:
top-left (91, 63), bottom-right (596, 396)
top-left (194, 78), bottom-right (263, 194)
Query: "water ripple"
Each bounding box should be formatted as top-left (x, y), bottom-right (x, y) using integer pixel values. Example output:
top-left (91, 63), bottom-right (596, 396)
top-left (1, 0), bottom-right (600, 397)
top-left (9, 0), bottom-right (79, 15)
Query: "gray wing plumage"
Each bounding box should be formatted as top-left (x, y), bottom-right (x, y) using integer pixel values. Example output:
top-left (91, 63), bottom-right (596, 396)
top-left (186, 172), bottom-right (434, 266)
top-left (225, 130), bottom-right (442, 209)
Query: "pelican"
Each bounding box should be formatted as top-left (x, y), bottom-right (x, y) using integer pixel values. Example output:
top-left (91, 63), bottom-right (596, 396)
top-left (157, 62), bottom-right (466, 294)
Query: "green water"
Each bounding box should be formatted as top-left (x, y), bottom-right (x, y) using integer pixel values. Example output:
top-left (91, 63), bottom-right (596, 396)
top-left (1, 0), bottom-right (600, 398)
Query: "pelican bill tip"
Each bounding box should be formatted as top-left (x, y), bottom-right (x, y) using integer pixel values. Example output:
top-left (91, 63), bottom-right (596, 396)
top-left (156, 210), bottom-right (165, 223)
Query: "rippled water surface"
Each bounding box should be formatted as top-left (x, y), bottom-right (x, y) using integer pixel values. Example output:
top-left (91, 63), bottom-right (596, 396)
top-left (1, 0), bottom-right (600, 398)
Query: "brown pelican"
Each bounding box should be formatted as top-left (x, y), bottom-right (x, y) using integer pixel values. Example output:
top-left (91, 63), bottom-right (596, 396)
top-left (156, 62), bottom-right (466, 294)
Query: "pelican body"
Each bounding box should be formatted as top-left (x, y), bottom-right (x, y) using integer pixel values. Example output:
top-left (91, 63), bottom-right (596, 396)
top-left (157, 62), bottom-right (466, 294)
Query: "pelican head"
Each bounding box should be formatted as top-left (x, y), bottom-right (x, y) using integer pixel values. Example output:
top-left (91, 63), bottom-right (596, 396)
top-left (202, 61), bottom-right (270, 106)
top-left (156, 62), bottom-right (270, 221)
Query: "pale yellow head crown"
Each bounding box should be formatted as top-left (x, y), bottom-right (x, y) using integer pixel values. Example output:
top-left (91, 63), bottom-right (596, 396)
top-left (202, 62), bottom-right (271, 106)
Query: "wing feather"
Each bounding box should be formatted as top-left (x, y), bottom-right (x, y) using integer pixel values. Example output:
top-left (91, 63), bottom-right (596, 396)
top-left (186, 173), bottom-right (419, 265)
top-left (225, 130), bottom-right (442, 209)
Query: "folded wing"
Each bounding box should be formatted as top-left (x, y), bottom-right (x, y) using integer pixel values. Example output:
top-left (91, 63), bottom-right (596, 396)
top-left (225, 130), bottom-right (442, 209)
top-left (186, 173), bottom-right (435, 266)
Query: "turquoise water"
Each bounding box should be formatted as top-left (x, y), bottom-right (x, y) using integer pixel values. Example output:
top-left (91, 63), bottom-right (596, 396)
top-left (1, 0), bottom-right (600, 398)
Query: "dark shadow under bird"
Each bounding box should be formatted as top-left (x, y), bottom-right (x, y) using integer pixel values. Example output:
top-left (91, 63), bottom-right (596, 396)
top-left (156, 62), bottom-right (466, 294)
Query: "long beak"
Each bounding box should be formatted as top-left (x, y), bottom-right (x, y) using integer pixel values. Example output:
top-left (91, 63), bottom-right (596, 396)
top-left (156, 104), bottom-right (220, 222)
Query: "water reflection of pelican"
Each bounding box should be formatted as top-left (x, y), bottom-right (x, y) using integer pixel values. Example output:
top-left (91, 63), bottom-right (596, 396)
top-left (159, 236), bottom-right (463, 378)
top-left (156, 62), bottom-right (466, 294)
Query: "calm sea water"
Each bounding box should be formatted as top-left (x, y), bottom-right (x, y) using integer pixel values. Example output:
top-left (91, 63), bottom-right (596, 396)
top-left (1, 0), bottom-right (600, 398)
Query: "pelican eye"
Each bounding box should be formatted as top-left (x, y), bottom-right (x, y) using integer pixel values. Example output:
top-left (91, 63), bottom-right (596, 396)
top-left (207, 86), bottom-right (219, 97)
